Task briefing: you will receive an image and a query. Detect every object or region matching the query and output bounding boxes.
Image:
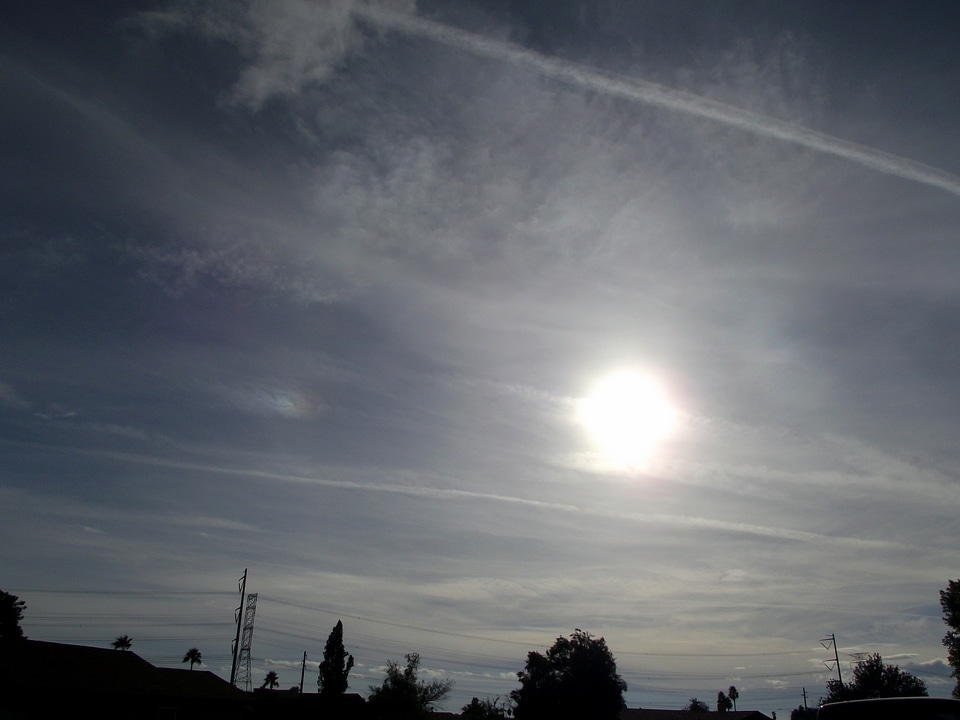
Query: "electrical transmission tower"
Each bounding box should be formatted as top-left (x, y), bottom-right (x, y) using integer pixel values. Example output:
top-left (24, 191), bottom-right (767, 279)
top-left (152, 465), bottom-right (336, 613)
top-left (821, 633), bottom-right (843, 685)
top-left (235, 593), bottom-right (258, 692)
top-left (230, 569), bottom-right (247, 688)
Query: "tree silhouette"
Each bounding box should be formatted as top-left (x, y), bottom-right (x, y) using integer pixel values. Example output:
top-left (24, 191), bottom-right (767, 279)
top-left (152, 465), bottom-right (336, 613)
top-left (824, 654), bottom-right (927, 702)
top-left (183, 647), bottom-right (202, 670)
top-left (728, 686), bottom-right (739, 711)
top-left (512, 629), bottom-right (626, 720)
top-left (262, 670), bottom-right (280, 690)
top-left (790, 706), bottom-right (818, 720)
top-left (717, 691), bottom-right (732, 713)
top-left (686, 699), bottom-right (709, 712)
top-left (0, 590), bottom-right (26, 640)
top-left (318, 619), bottom-right (354, 696)
top-left (368, 652), bottom-right (453, 720)
top-left (461, 696), bottom-right (511, 720)
top-left (111, 635), bottom-right (132, 651)
top-left (942, 579), bottom-right (960, 698)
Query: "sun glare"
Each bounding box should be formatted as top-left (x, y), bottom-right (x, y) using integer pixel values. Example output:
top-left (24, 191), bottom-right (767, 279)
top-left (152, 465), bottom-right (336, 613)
top-left (577, 369), bottom-right (678, 469)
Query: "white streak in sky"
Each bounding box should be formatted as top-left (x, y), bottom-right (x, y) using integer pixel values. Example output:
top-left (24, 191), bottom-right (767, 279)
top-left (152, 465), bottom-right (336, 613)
top-left (356, 6), bottom-right (960, 199)
top-left (2, 439), bottom-right (906, 551)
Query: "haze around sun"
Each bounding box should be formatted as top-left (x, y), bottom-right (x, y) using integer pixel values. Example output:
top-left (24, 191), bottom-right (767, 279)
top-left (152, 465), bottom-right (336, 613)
top-left (577, 369), bottom-right (679, 470)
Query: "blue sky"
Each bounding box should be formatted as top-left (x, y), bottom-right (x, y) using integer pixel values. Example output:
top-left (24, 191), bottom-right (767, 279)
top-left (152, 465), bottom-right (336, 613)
top-left (2, 0), bottom-right (960, 713)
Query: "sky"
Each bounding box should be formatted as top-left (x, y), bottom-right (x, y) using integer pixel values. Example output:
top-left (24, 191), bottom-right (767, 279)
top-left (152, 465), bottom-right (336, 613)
top-left (2, 0), bottom-right (960, 713)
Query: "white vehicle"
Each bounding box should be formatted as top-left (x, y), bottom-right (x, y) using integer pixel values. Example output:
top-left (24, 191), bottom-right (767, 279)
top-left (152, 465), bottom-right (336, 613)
top-left (818, 697), bottom-right (960, 720)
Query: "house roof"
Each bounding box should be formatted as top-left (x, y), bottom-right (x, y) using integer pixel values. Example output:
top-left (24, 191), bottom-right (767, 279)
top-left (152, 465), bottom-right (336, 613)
top-left (621, 709), bottom-right (773, 720)
top-left (0, 639), bottom-right (243, 699)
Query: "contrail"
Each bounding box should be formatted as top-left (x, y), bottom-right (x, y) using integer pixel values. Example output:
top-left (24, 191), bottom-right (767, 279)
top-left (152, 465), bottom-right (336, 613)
top-left (355, 6), bottom-right (960, 199)
top-left (0, 438), bottom-right (900, 550)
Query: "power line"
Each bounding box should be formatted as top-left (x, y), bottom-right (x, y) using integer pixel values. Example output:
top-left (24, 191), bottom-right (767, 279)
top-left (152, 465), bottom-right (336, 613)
top-left (261, 596), bottom-right (825, 658)
top-left (9, 585), bottom-right (867, 699)
top-left (618, 648), bottom-right (819, 658)
top-left (11, 588), bottom-right (232, 597)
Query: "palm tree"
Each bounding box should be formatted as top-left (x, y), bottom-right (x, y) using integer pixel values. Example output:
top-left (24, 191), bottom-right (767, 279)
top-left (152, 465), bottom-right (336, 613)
top-left (183, 647), bottom-right (202, 670)
top-left (111, 635), bottom-right (132, 651)
top-left (718, 691), bottom-right (732, 713)
top-left (262, 670), bottom-right (280, 690)
top-left (728, 686), bottom-right (739, 711)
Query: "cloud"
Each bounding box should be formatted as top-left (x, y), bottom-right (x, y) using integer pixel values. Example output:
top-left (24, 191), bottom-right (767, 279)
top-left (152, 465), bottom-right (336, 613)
top-left (87, 423), bottom-right (150, 440)
top-left (355, 5), bottom-right (960, 198)
top-left (901, 658), bottom-right (956, 690)
top-left (720, 569), bottom-right (749, 584)
top-left (226, 0), bottom-right (360, 110)
top-left (0, 379), bottom-right (76, 420)
top-left (138, 0), bottom-right (415, 110)
top-left (217, 383), bottom-right (324, 420)
top-left (0, 380), bottom-right (32, 411)
top-left (4, 3), bottom-right (958, 711)
top-left (169, 515), bottom-right (262, 533)
top-left (8, 439), bottom-right (924, 556)
top-left (124, 242), bottom-right (344, 303)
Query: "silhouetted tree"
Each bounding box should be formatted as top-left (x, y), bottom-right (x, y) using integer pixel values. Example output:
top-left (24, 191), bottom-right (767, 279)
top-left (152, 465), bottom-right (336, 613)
top-left (368, 652), bottom-right (453, 720)
top-left (942, 579), bottom-right (960, 698)
top-left (318, 619), bottom-right (354, 696)
top-left (512, 629), bottom-right (626, 720)
top-left (183, 647), bottom-right (202, 670)
top-left (0, 590), bottom-right (26, 640)
top-left (686, 698), bottom-right (709, 712)
top-left (461, 696), bottom-right (511, 720)
top-left (262, 670), bottom-right (280, 690)
top-left (717, 691), bottom-right (732, 712)
top-left (111, 635), bottom-right (132, 651)
top-left (728, 685), bottom-right (739, 710)
top-left (823, 654), bottom-right (927, 702)
top-left (790, 706), bottom-right (818, 720)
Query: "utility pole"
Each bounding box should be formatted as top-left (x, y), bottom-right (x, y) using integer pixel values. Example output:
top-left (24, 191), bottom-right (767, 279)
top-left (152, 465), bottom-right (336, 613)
top-left (230, 569), bottom-right (247, 687)
top-left (300, 652), bottom-right (307, 694)
top-left (802, 688), bottom-right (808, 709)
top-left (821, 633), bottom-right (843, 686)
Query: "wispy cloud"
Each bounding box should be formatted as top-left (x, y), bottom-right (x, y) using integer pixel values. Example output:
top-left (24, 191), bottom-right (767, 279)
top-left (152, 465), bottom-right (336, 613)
top-left (3, 2), bottom-right (958, 710)
top-left (124, 242), bottom-right (344, 303)
top-left (137, 0), bottom-right (413, 110)
top-left (356, 6), bottom-right (960, 198)
top-left (0, 380), bottom-right (32, 411)
top-left (5, 440), bottom-right (923, 554)
top-left (0, 379), bottom-right (76, 420)
top-left (169, 515), bottom-right (262, 533)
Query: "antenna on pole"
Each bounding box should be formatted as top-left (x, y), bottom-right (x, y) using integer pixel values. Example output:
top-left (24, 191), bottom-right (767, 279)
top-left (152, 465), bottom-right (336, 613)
top-left (820, 633), bottom-right (843, 685)
top-left (230, 569), bottom-right (247, 687)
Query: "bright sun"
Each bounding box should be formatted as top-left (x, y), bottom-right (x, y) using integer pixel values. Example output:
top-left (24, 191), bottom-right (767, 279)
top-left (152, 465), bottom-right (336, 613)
top-left (577, 369), bottom-right (678, 468)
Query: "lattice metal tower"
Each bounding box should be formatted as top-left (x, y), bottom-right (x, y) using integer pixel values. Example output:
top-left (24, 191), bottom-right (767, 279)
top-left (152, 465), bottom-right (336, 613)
top-left (229, 569), bottom-right (247, 688)
top-left (235, 592), bottom-right (258, 692)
